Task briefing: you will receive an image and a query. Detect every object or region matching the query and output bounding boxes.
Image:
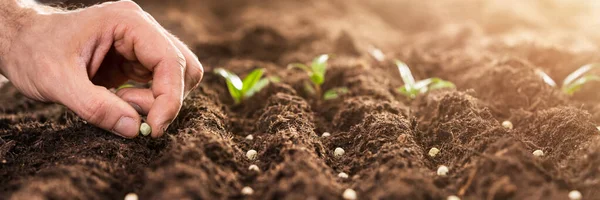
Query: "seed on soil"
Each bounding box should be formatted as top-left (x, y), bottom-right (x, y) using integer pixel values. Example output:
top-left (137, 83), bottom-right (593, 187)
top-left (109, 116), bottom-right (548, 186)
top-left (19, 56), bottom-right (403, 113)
top-left (502, 120), bottom-right (513, 129)
top-left (342, 188), bottom-right (357, 200)
top-left (532, 150), bottom-right (544, 157)
top-left (428, 147), bottom-right (440, 157)
top-left (338, 172), bottom-right (349, 179)
top-left (334, 147), bottom-right (345, 157)
top-left (1, 160), bottom-right (6, 164)
top-left (447, 195), bottom-right (461, 200)
top-left (139, 123), bottom-right (151, 136)
top-left (437, 165), bottom-right (449, 176)
top-left (245, 134), bottom-right (254, 140)
top-left (597, 126), bottom-right (600, 132)
top-left (241, 186), bottom-right (254, 196)
top-left (248, 164), bottom-right (260, 172)
top-left (246, 150), bottom-right (258, 160)
top-left (124, 193), bottom-right (138, 200)
top-left (568, 190), bottom-right (582, 200)
top-left (322, 132), bottom-right (331, 137)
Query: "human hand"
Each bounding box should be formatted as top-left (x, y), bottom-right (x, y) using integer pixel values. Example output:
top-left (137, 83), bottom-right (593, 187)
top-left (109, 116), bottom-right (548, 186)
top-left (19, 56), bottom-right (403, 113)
top-left (0, 1), bottom-right (203, 138)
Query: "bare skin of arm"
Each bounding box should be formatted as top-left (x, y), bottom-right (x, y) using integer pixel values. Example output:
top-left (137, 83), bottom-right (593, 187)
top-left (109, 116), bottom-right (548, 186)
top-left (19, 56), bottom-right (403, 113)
top-left (0, 0), bottom-right (204, 138)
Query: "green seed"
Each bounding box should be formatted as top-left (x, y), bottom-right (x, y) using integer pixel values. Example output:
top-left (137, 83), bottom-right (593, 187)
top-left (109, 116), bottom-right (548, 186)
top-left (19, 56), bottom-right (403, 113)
top-left (140, 123), bottom-right (151, 136)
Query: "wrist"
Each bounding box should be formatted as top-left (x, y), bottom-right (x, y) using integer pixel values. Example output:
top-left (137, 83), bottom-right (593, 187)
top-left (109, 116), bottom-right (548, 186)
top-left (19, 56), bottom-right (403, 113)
top-left (0, 1), bottom-right (37, 59)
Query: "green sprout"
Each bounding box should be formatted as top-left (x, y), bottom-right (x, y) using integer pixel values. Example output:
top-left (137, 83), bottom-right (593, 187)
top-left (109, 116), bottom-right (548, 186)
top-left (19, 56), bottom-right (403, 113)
top-left (396, 60), bottom-right (455, 99)
top-left (535, 63), bottom-right (600, 95)
top-left (289, 54), bottom-right (348, 100)
top-left (214, 68), bottom-right (272, 104)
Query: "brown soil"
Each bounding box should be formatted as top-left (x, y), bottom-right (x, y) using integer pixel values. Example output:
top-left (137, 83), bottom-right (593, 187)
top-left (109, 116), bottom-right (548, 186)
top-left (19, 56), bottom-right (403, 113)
top-left (3, 0), bottom-right (600, 199)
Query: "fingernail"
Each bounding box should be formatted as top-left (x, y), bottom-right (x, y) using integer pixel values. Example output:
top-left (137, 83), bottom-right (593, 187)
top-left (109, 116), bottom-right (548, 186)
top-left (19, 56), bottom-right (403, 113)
top-left (128, 102), bottom-right (143, 113)
top-left (113, 117), bottom-right (138, 138)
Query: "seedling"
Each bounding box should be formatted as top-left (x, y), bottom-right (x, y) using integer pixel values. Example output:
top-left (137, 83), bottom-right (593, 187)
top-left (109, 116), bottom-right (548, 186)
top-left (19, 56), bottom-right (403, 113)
top-left (214, 68), bottom-right (273, 104)
top-left (428, 147), bottom-right (440, 157)
top-left (502, 121), bottom-right (513, 130)
top-left (140, 123), bottom-right (151, 136)
top-left (289, 54), bottom-right (349, 100)
top-left (334, 147), bottom-right (345, 158)
top-left (396, 60), bottom-right (455, 99)
top-left (342, 189), bottom-right (357, 200)
top-left (535, 64), bottom-right (600, 95)
top-left (246, 150), bottom-right (258, 160)
top-left (437, 165), bottom-right (449, 176)
top-left (533, 150), bottom-right (544, 157)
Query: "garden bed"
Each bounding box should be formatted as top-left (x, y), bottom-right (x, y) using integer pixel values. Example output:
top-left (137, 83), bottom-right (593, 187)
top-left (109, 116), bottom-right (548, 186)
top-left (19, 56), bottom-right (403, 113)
top-left (2, 0), bottom-right (600, 199)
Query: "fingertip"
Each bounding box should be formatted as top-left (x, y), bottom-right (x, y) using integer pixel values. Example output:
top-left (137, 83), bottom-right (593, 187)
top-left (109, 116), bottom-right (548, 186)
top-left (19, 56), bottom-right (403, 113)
top-left (113, 115), bottom-right (141, 139)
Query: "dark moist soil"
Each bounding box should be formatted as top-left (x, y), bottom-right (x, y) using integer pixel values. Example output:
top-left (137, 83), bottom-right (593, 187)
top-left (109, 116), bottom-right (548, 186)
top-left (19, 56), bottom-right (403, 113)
top-left (3, 0), bottom-right (600, 200)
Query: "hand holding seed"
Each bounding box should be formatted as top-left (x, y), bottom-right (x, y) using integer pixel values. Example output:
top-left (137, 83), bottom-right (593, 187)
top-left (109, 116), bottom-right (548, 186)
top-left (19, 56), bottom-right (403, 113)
top-left (0, 1), bottom-right (204, 139)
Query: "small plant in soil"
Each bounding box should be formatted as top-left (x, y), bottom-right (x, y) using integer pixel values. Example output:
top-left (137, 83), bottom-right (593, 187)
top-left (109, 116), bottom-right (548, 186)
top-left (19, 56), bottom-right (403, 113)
top-left (289, 54), bottom-right (349, 101)
top-left (214, 68), bottom-right (275, 104)
top-left (535, 64), bottom-right (600, 95)
top-left (396, 60), bottom-right (455, 99)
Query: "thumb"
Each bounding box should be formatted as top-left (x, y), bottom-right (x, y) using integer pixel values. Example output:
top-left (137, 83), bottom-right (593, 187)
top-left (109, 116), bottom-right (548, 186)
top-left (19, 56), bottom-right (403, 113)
top-left (58, 81), bottom-right (141, 138)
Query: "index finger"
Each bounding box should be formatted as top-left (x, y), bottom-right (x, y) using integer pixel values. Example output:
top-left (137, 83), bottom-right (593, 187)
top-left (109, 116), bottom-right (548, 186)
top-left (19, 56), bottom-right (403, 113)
top-left (112, 10), bottom-right (185, 137)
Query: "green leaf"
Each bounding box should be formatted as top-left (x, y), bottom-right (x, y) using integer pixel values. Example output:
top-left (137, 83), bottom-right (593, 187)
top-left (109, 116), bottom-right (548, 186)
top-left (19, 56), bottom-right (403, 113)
top-left (398, 86), bottom-right (417, 99)
top-left (428, 78), bottom-right (456, 90)
top-left (562, 75), bottom-right (600, 95)
top-left (310, 74), bottom-right (325, 86)
top-left (563, 63), bottom-right (600, 87)
top-left (214, 68), bottom-right (243, 90)
top-left (214, 68), bottom-right (243, 104)
top-left (288, 63), bottom-right (312, 73)
top-left (534, 69), bottom-right (557, 87)
top-left (116, 83), bottom-right (135, 90)
top-left (323, 87), bottom-right (349, 100)
top-left (311, 54), bottom-right (329, 76)
top-left (396, 60), bottom-right (416, 91)
top-left (269, 76), bottom-right (281, 83)
top-left (241, 69), bottom-right (265, 95)
top-left (303, 82), bottom-right (316, 95)
top-left (246, 78), bottom-right (270, 98)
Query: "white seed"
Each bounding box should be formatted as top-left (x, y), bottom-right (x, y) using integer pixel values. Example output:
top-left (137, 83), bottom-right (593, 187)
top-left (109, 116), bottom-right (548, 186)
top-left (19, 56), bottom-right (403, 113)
top-left (342, 188), bottom-right (357, 200)
top-left (1, 159), bottom-right (6, 164)
top-left (248, 164), bottom-right (260, 172)
top-left (124, 193), bottom-right (138, 200)
top-left (437, 165), bottom-right (449, 176)
top-left (245, 134), bottom-right (254, 141)
top-left (241, 186), bottom-right (254, 196)
top-left (447, 195), bottom-right (461, 200)
top-left (246, 150), bottom-right (258, 160)
top-left (338, 172), bottom-right (349, 179)
top-left (533, 150), bottom-right (544, 157)
top-left (334, 147), bottom-right (345, 158)
top-left (140, 123), bottom-right (152, 136)
top-left (568, 190), bottom-right (582, 200)
top-left (502, 120), bottom-right (513, 129)
top-left (429, 147), bottom-right (440, 157)
top-left (596, 126), bottom-right (600, 132)
top-left (322, 132), bottom-right (331, 137)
